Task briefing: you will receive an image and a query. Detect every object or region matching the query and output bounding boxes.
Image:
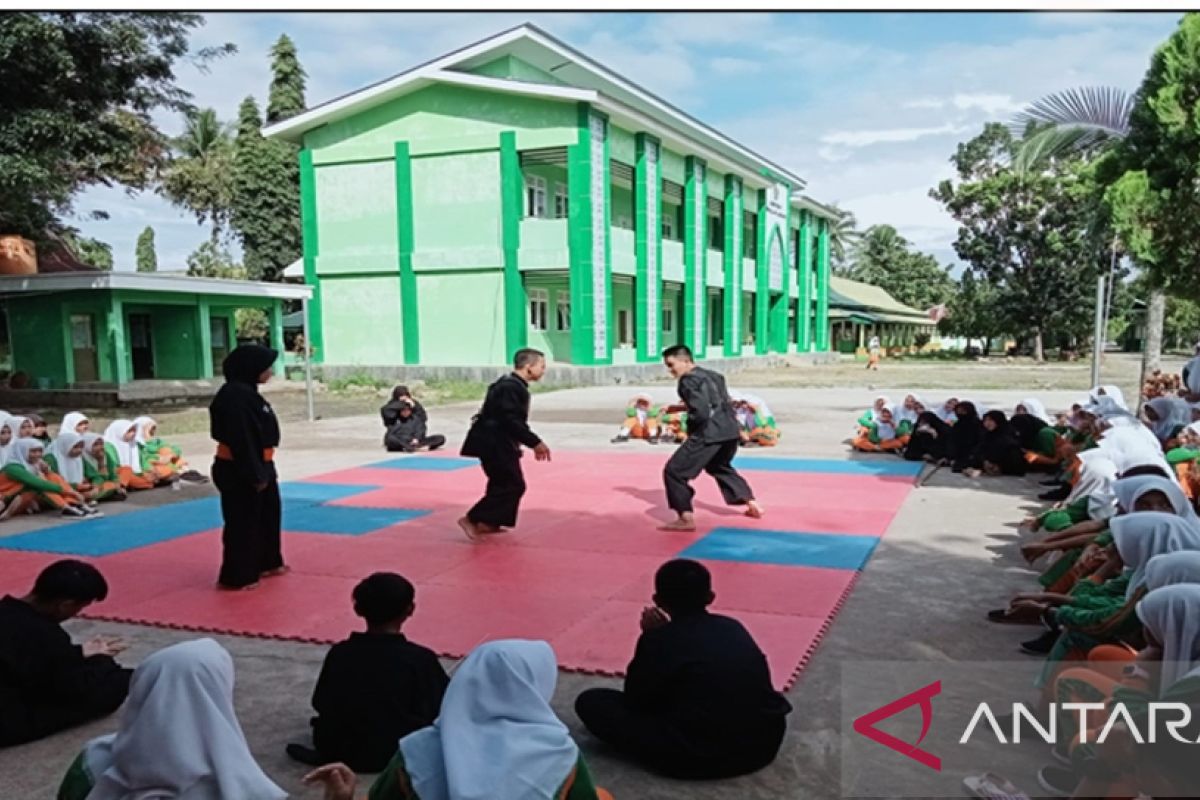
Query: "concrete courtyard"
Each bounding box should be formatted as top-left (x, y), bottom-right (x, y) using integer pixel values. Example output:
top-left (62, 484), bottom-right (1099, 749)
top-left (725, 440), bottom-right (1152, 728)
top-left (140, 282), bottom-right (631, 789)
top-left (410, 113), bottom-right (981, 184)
top-left (0, 381), bottom-right (1097, 798)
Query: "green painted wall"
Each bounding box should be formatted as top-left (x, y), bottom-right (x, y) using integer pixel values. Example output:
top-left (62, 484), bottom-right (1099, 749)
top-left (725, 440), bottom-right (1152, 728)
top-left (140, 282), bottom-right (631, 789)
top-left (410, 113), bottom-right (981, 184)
top-left (418, 271), bottom-right (507, 365)
top-left (8, 295), bottom-right (70, 387)
top-left (410, 149), bottom-right (503, 267)
top-left (466, 56), bottom-right (566, 86)
top-left (313, 160), bottom-right (398, 274)
top-left (135, 305), bottom-right (201, 379)
top-left (320, 276), bottom-right (406, 364)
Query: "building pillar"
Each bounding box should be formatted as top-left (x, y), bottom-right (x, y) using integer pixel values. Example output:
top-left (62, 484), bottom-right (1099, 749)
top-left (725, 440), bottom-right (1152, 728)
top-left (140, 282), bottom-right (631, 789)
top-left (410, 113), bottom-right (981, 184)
top-left (196, 299), bottom-right (213, 379)
top-left (298, 148), bottom-right (324, 363)
top-left (815, 217), bottom-right (831, 352)
top-left (683, 156), bottom-right (707, 356)
top-left (797, 211), bottom-right (813, 352)
top-left (567, 103), bottom-right (612, 365)
top-left (722, 175), bottom-right (743, 358)
top-left (635, 133), bottom-right (662, 362)
top-left (269, 301), bottom-right (285, 377)
top-left (393, 141), bottom-right (420, 364)
top-left (107, 297), bottom-right (129, 384)
top-left (499, 131), bottom-right (527, 358)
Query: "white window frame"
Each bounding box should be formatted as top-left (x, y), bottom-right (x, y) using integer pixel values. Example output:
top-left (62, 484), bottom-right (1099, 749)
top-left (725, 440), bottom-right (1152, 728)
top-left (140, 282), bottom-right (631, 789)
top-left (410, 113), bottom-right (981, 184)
top-left (662, 299), bottom-right (676, 336)
top-left (528, 288), bottom-right (549, 331)
top-left (525, 175), bottom-right (547, 219)
top-left (662, 213), bottom-right (675, 240)
top-left (618, 308), bottom-right (635, 347)
top-left (553, 184), bottom-right (569, 219)
top-left (556, 293), bottom-right (571, 331)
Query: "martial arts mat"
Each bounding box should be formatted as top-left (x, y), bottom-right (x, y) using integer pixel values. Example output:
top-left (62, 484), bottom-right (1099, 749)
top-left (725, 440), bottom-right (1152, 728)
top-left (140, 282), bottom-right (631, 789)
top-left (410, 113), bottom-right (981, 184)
top-left (0, 451), bottom-right (915, 690)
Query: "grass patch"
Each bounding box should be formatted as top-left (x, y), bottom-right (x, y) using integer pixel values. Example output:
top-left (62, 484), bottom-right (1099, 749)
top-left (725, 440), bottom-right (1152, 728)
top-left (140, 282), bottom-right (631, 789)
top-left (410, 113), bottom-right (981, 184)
top-left (327, 373), bottom-right (392, 393)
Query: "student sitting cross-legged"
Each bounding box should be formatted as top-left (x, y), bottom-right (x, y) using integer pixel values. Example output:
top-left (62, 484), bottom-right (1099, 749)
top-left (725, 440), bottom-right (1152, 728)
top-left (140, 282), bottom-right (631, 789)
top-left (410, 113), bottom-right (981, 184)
top-left (0, 438), bottom-right (99, 519)
top-left (0, 560), bottom-right (131, 747)
top-left (574, 559), bottom-right (792, 780)
top-left (287, 572), bottom-right (449, 772)
top-left (304, 639), bottom-right (613, 800)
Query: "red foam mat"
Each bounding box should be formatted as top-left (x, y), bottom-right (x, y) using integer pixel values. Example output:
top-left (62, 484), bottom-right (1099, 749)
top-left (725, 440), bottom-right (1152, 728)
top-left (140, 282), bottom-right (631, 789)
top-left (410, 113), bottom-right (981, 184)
top-left (0, 450), bottom-right (911, 690)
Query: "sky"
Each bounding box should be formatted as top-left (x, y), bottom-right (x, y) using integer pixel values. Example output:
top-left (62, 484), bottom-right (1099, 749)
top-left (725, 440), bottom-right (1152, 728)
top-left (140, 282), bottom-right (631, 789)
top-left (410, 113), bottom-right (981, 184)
top-left (74, 10), bottom-right (1182, 272)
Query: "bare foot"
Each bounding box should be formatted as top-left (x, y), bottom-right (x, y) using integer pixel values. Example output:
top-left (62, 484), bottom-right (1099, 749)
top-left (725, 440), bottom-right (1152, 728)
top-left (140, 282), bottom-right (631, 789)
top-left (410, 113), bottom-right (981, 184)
top-left (744, 500), bottom-right (765, 519)
top-left (0, 497), bottom-right (25, 521)
top-left (457, 516), bottom-right (482, 542)
top-left (217, 582), bottom-right (259, 591)
top-left (476, 523), bottom-right (503, 534)
top-left (659, 518), bottom-right (697, 532)
top-left (261, 566), bottom-right (290, 578)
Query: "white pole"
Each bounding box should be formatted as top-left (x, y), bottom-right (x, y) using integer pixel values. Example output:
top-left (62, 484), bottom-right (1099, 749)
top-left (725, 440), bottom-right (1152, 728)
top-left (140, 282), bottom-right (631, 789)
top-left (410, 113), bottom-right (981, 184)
top-left (302, 296), bottom-right (314, 423)
top-left (1090, 273), bottom-right (1106, 389)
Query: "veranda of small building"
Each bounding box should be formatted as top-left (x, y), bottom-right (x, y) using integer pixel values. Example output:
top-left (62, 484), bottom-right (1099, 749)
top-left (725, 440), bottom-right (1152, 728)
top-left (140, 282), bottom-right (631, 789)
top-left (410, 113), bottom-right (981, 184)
top-left (266, 24), bottom-right (840, 375)
top-left (827, 276), bottom-right (936, 356)
top-left (0, 273), bottom-right (312, 392)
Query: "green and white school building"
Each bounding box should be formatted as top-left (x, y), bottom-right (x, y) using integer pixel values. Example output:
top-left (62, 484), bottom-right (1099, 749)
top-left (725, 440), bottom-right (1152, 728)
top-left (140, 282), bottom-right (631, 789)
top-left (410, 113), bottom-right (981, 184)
top-left (267, 24), bottom-right (840, 374)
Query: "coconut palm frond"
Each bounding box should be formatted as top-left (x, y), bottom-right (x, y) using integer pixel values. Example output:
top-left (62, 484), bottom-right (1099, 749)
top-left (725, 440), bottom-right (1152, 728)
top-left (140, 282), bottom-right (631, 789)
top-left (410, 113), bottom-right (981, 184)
top-left (1010, 86), bottom-right (1134, 173)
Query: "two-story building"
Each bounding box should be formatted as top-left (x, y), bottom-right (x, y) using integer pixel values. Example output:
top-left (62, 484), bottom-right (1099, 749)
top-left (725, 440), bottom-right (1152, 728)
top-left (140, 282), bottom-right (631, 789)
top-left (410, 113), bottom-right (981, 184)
top-left (266, 23), bottom-right (839, 372)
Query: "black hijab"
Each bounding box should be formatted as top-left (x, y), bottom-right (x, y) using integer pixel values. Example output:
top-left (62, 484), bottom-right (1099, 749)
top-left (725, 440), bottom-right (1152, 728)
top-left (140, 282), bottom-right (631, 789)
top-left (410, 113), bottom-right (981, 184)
top-left (222, 344), bottom-right (278, 385)
top-left (1009, 412), bottom-right (1048, 450)
top-left (949, 401), bottom-right (984, 470)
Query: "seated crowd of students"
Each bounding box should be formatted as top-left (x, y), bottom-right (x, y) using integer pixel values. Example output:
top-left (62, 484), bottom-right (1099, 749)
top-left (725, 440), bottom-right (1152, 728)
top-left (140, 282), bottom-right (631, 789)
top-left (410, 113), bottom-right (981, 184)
top-left (612, 390), bottom-right (780, 447)
top-left (0, 412), bottom-right (200, 522)
top-left (1, 558), bottom-right (790, 799)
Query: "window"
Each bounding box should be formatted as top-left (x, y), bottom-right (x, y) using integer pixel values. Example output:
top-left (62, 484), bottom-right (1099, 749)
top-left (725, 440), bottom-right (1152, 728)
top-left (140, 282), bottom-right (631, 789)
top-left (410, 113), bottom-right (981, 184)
top-left (618, 309), bottom-right (634, 347)
top-left (528, 288), bottom-right (549, 331)
top-left (743, 211), bottom-right (758, 259)
top-left (662, 209), bottom-right (676, 240)
top-left (525, 175), bottom-right (547, 218)
top-left (210, 316), bottom-right (231, 368)
top-left (663, 300), bottom-right (676, 336)
top-left (556, 294), bottom-right (571, 331)
top-left (554, 185), bottom-right (569, 219)
top-left (709, 213), bottom-right (724, 250)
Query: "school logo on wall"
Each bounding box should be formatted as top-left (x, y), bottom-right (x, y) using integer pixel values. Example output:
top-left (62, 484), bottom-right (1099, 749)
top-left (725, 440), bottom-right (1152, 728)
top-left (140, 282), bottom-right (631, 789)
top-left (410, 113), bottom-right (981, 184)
top-left (764, 183), bottom-right (789, 293)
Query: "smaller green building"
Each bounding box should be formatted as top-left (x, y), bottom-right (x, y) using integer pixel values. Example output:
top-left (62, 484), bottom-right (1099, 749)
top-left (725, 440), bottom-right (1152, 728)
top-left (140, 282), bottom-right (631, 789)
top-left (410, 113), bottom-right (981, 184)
top-left (0, 272), bottom-right (312, 391)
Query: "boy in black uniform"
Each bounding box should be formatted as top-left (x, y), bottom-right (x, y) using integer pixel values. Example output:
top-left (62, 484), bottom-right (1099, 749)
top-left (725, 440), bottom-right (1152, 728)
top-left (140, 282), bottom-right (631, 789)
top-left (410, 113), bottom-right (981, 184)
top-left (660, 344), bottom-right (762, 531)
top-left (458, 348), bottom-right (551, 541)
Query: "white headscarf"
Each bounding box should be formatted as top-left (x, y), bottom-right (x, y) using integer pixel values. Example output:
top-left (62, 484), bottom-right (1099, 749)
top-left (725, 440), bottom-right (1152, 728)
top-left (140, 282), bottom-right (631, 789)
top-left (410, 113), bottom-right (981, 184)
top-left (1111, 512), bottom-right (1200, 599)
top-left (895, 393), bottom-right (923, 425)
top-left (60, 412), bottom-right (89, 437)
top-left (1, 415), bottom-right (29, 460)
top-left (1143, 552), bottom-right (1200, 593)
top-left (48, 432), bottom-right (85, 485)
top-left (103, 420), bottom-right (140, 473)
top-left (1111, 474), bottom-right (1196, 525)
top-left (1067, 450), bottom-right (1119, 508)
top-left (873, 405), bottom-right (898, 441)
top-left (1090, 384), bottom-right (1129, 410)
top-left (399, 640), bottom-right (578, 800)
top-left (1099, 425), bottom-right (1168, 474)
top-left (1017, 398), bottom-right (1051, 424)
top-left (80, 433), bottom-right (107, 474)
top-left (729, 390), bottom-right (773, 423)
top-left (935, 399), bottom-right (959, 424)
top-left (1136, 585), bottom-right (1200, 691)
top-left (132, 416), bottom-right (157, 446)
top-left (865, 396), bottom-right (890, 424)
top-left (1, 437), bottom-right (44, 471)
top-left (82, 638), bottom-right (286, 800)
top-left (1146, 397), bottom-right (1192, 443)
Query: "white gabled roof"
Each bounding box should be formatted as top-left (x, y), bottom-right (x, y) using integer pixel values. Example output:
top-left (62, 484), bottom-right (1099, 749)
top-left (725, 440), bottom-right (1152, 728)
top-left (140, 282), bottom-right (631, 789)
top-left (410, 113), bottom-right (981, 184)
top-left (265, 23), bottom-right (835, 216)
top-left (0, 272), bottom-right (313, 301)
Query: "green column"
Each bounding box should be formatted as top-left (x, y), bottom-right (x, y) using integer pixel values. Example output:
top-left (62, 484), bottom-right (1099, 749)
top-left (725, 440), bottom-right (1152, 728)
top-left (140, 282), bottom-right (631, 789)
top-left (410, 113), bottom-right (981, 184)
top-left (754, 189), bottom-right (769, 355)
top-left (196, 299), bottom-right (213, 379)
top-left (683, 156), bottom-right (707, 355)
top-left (722, 175), bottom-right (743, 357)
top-left (394, 141), bottom-right (420, 364)
top-left (269, 301), bottom-right (285, 377)
top-left (797, 211), bottom-right (813, 352)
top-left (566, 103), bottom-right (612, 365)
top-left (815, 217), bottom-right (831, 352)
top-left (775, 201), bottom-right (792, 354)
top-left (107, 297), bottom-right (129, 384)
top-left (635, 133), bottom-right (663, 362)
top-left (298, 148), bottom-right (324, 363)
top-left (499, 131), bottom-right (527, 356)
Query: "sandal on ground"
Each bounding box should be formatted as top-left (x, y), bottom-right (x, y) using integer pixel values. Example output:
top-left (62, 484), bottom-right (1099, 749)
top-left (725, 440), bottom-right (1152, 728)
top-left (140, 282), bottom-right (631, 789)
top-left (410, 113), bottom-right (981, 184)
top-left (986, 606), bottom-right (1044, 625)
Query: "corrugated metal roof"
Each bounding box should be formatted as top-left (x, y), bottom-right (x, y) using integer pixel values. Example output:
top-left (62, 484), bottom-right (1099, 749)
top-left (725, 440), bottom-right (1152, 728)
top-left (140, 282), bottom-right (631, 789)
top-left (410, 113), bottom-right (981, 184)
top-left (829, 276), bottom-right (930, 323)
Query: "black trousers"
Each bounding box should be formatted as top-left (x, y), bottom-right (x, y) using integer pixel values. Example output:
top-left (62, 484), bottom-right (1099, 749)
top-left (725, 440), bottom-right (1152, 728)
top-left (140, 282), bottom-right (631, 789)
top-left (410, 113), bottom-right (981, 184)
top-left (386, 434), bottom-right (447, 453)
top-left (213, 459), bottom-right (283, 588)
top-left (663, 437), bottom-right (753, 514)
top-left (575, 688), bottom-right (785, 780)
top-left (466, 451), bottom-right (526, 528)
top-left (0, 663), bottom-right (130, 747)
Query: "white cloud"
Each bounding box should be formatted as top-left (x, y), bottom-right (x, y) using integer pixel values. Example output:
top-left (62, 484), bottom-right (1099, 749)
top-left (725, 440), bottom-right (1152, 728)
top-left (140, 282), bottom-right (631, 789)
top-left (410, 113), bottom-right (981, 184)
top-left (710, 56), bottom-right (762, 77)
top-left (903, 97), bottom-right (945, 110)
top-left (951, 92), bottom-right (1024, 116)
top-left (821, 123), bottom-right (971, 148)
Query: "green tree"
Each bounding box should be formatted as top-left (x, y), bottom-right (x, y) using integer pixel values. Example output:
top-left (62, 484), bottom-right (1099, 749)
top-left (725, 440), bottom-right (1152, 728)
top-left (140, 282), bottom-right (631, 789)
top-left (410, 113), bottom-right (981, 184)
top-left (160, 107), bottom-right (234, 245)
top-left (231, 95), bottom-right (302, 280)
top-left (825, 206), bottom-right (862, 272)
top-left (61, 232), bottom-right (113, 270)
top-left (186, 240), bottom-right (245, 279)
top-left (931, 123), bottom-right (1109, 361)
top-left (135, 226), bottom-right (157, 272)
top-left (0, 13), bottom-right (223, 239)
top-left (843, 224), bottom-right (955, 310)
top-left (267, 34), bottom-right (307, 124)
top-left (939, 271), bottom-right (1008, 356)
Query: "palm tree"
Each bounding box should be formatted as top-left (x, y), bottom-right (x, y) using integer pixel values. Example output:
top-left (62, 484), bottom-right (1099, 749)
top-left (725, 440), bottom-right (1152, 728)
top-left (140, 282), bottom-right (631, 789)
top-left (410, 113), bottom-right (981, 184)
top-left (826, 205), bottom-right (862, 273)
top-left (160, 108), bottom-right (235, 245)
top-left (1011, 86), bottom-right (1164, 386)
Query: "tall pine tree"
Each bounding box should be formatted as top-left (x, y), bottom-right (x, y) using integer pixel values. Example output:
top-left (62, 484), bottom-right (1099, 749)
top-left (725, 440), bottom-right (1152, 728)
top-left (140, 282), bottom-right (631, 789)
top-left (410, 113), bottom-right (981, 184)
top-left (136, 225), bottom-right (157, 272)
top-left (229, 34), bottom-right (306, 281)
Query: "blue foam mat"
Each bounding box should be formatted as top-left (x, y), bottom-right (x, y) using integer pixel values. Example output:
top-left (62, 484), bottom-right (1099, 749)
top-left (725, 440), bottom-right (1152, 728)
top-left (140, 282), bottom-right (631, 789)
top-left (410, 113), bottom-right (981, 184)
top-left (366, 456), bottom-right (474, 471)
top-left (733, 456), bottom-right (922, 477)
top-left (679, 526), bottom-right (880, 570)
top-left (282, 505), bottom-right (429, 535)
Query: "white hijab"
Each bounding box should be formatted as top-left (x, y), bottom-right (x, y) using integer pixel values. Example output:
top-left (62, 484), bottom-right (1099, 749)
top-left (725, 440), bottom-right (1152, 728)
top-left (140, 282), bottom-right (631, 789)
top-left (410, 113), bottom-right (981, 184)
top-left (1090, 384), bottom-right (1129, 410)
top-left (83, 638), bottom-right (286, 800)
top-left (1017, 398), bottom-right (1051, 424)
top-left (1146, 397), bottom-right (1192, 443)
top-left (935, 399), bottom-right (959, 424)
top-left (1111, 512), bottom-right (1200, 599)
top-left (1136, 585), bottom-right (1200, 691)
top-left (49, 432), bottom-right (85, 485)
top-left (896, 393), bottom-right (923, 425)
top-left (399, 640), bottom-right (578, 800)
top-left (1, 415), bottom-right (29, 464)
top-left (2, 437), bottom-right (43, 471)
top-left (60, 412), bottom-right (89, 437)
top-left (1066, 449), bottom-right (1119, 509)
top-left (728, 390), bottom-right (773, 422)
top-left (1143, 552), bottom-right (1200, 593)
top-left (1099, 425), bottom-right (1167, 474)
top-left (865, 396), bottom-right (890, 424)
top-left (80, 433), bottom-right (107, 473)
top-left (103, 420), bottom-right (140, 473)
top-left (873, 405), bottom-right (897, 441)
top-left (132, 416), bottom-right (157, 446)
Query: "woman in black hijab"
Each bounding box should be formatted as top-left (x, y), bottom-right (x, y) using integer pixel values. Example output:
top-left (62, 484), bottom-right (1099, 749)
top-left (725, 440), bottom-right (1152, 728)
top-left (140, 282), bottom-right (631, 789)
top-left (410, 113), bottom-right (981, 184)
top-left (209, 344), bottom-right (283, 590)
top-left (967, 410), bottom-right (1028, 477)
top-left (946, 401), bottom-right (984, 473)
top-left (903, 410), bottom-right (951, 462)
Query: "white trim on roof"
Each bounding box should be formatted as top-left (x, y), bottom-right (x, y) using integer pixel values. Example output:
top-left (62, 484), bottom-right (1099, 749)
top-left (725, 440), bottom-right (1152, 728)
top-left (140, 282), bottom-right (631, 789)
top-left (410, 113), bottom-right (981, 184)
top-left (0, 272), bottom-right (312, 301)
top-left (430, 69), bottom-right (596, 102)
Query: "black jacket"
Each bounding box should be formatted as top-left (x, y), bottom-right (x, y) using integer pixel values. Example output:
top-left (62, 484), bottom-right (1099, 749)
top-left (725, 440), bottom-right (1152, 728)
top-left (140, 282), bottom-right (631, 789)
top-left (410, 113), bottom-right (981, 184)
top-left (380, 399), bottom-right (427, 429)
top-left (209, 344), bottom-right (280, 485)
top-left (461, 373), bottom-right (541, 459)
top-left (384, 412), bottom-right (428, 451)
top-left (677, 367), bottom-right (740, 444)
